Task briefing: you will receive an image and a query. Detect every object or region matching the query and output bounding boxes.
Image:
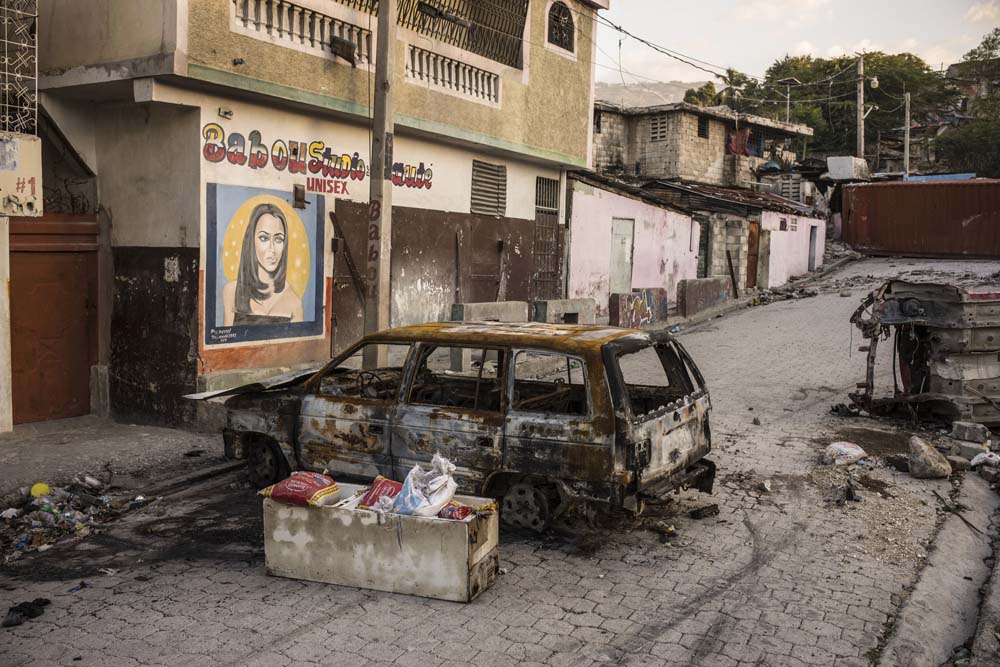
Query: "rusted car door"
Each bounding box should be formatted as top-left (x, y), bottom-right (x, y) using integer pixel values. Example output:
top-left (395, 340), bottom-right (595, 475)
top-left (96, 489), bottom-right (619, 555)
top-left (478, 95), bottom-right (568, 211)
top-left (391, 344), bottom-right (505, 493)
top-left (504, 349), bottom-right (614, 485)
top-left (297, 342), bottom-right (411, 478)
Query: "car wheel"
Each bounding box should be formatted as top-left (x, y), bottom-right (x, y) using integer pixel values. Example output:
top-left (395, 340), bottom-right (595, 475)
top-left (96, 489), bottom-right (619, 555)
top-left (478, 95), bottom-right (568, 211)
top-left (501, 482), bottom-right (552, 532)
top-left (246, 438), bottom-right (289, 488)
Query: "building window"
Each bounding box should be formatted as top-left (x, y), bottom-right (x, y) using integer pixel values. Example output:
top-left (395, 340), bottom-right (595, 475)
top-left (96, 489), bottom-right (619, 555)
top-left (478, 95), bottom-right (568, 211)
top-left (594, 109), bottom-right (602, 134)
top-left (698, 116), bottom-right (710, 139)
top-left (779, 218), bottom-right (788, 231)
top-left (471, 160), bottom-right (507, 217)
top-left (547, 2), bottom-right (574, 52)
top-left (651, 115), bottom-right (668, 142)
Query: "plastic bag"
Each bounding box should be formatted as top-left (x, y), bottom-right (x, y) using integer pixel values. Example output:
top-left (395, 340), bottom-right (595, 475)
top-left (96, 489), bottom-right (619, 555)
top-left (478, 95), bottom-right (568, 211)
top-left (822, 442), bottom-right (867, 466)
top-left (392, 454), bottom-right (458, 517)
top-left (970, 451), bottom-right (1000, 469)
top-left (259, 472), bottom-right (341, 507)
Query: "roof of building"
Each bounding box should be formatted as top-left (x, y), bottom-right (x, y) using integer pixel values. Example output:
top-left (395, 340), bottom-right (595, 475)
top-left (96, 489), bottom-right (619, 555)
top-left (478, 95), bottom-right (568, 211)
top-left (568, 171), bottom-right (690, 215)
top-left (594, 100), bottom-right (813, 137)
top-left (369, 321), bottom-right (651, 356)
top-left (642, 180), bottom-right (819, 217)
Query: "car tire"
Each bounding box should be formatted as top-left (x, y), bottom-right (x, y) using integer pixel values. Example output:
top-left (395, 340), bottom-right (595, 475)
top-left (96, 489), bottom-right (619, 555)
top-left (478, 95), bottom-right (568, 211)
top-left (501, 481), bottom-right (553, 533)
top-left (246, 437), bottom-right (290, 488)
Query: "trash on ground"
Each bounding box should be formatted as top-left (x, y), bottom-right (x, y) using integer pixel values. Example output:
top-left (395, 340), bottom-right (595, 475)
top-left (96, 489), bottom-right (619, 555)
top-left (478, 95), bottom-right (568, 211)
top-left (822, 441), bottom-right (868, 466)
top-left (970, 452), bottom-right (1000, 469)
top-left (29, 483), bottom-right (50, 498)
top-left (689, 504), bottom-right (720, 519)
top-left (98, 568), bottom-right (119, 576)
top-left (909, 436), bottom-right (953, 479)
top-left (951, 421), bottom-right (990, 444)
top-left (2, 598), bottom-right (50, 628)
top-left (258, 471), bottom-right (341, 508)
top-left (67, 581), bottom-right (88, 593)
top-left (392, 454), bottom-right (458, 517)
top-left (758, 480), bottom-right (773, 493)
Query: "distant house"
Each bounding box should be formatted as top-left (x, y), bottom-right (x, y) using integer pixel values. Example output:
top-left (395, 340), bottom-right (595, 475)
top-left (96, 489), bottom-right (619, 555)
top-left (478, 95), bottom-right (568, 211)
top-left (592, 101), bottom-right (813, 189)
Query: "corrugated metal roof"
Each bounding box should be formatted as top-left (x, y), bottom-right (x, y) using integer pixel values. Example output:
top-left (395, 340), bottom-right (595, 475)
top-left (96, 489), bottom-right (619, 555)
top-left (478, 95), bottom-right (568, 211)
top-left (642, 180), bottom-right (820, 216)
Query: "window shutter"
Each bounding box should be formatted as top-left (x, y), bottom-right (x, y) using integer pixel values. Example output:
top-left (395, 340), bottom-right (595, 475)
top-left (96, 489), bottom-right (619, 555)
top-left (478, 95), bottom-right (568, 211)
top-left (471, 160), bottom-right (507, 216)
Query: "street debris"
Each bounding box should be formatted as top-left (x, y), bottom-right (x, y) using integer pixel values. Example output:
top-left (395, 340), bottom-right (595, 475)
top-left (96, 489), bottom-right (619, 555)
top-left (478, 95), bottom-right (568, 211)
top-left (259, 471), bottom-right (342, 507)
top-left (970, 452), bottom-right (1000, 469)
top-left (848, 280), bottom-right (1000, 426)
top-left (752, 416), bottom-right (761, 426)
top-left (908, 436), bottom-right (952, 479)
top-left (688, 504), bottom-right (720, 520)
top-left (758, 480), bottom-right (773, 493)
top-left (947, 455), bottom-right (972, 472)
top-left (952, 421), bottom-right (990, 444)
top-left (754, 285), bottom-right (818, 306)
top-left (1, 474), bottom-right (155, 564)
top-left (822, 441), bottom-right (868, 466)
top-left (2, 598), bottom-right (50, 629)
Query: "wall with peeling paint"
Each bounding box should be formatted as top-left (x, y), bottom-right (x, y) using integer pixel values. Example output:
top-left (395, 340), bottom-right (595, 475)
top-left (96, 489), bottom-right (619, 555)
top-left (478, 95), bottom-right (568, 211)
top-left (761, 211), bottom-right (826, 288)
top-left (567, 180), bottom-right (698, 319)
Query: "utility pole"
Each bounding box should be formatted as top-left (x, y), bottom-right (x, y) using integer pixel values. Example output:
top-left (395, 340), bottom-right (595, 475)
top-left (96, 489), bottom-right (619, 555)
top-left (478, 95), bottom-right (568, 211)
top-left (363, 0), bottom-right (396, 369)
top-left (786, 84), bottom-right (791, 123)
top-left (856, 54), bottom-right (865, 160)
top-left (903, 92), bottom-right (911, 178)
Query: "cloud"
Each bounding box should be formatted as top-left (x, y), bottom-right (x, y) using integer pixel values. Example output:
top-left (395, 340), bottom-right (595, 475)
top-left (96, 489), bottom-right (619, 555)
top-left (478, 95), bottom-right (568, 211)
top-left (791, 41), bottom-right (816, 56)
top-left (966, 1), bottom-right (1000, 24)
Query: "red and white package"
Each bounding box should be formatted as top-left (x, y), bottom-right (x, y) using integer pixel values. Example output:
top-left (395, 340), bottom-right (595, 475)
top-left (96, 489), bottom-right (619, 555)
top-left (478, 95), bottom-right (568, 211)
top-left (437, 500), bottom-right (474, 521)
top-left (359, 476), bottom-right (402, 509)
top-left (259, 472), bottom-right (341, 507)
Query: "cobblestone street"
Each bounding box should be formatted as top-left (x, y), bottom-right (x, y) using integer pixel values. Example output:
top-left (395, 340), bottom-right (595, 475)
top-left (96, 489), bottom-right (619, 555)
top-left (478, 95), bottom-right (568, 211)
top-left (2, 257), bottom-right (999, 667)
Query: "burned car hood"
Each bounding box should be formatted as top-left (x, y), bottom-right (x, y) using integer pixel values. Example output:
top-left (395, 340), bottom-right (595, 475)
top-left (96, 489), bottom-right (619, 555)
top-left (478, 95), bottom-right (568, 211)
top-left (184, 367), bottom-right (321, 401)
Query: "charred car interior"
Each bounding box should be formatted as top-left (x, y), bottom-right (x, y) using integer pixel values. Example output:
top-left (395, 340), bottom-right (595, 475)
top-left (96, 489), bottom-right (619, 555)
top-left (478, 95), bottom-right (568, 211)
top-left (202, 322), bottom-right (715, 530)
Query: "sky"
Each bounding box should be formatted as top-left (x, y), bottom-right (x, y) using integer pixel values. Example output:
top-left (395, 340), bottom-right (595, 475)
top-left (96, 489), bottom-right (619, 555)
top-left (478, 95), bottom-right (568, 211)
top-left (593, 0), bottom-right (999, 85)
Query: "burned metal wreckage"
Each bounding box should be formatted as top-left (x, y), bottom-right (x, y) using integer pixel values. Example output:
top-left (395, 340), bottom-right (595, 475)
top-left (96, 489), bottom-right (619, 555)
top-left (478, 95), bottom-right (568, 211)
top-left (191, 322), bottom-right (715, 530)
top-left (849, 280), bottom-right (1000, 426)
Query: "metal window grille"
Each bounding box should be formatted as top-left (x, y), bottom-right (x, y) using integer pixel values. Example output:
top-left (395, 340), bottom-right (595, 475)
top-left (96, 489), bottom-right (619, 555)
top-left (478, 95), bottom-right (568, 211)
top-left (471, 160), bottom-right (506, 217)
top-left (1, 0), bottom-right (36, 135)
top-left (330, 0), bottom-right (528, 69)
top-left (697, 115), bottom-right (709, 139)
top-left (650, 115), bottom-right (668, 142)
top-left (546, 2), bottom-right (573, 52)
top-left (593, 109), bottom-right (601, 134)
top-left (532, 177), bottom-right (561, 300)
top-left (406, 44), bottom-right (500, 104)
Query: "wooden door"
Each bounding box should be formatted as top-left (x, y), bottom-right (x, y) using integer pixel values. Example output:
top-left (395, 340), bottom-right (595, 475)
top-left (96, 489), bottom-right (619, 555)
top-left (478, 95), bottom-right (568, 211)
top-left (610, 218), bottom-right (635, 294)
top-left (746, 221), bottom-right (760, 289)
top-left (10, 216), bottom-right (98, 423)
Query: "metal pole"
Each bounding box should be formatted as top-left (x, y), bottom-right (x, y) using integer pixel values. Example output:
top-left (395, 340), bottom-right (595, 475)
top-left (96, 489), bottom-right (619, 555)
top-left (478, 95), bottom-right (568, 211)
top-left (786, 84), bottom-right (791, 123)
top-left (903, 92), bottom-right (911, 178)
top-left (363, 0), bottom-right (396, 369)
top-left (856, 55), bottom-right (865, 160)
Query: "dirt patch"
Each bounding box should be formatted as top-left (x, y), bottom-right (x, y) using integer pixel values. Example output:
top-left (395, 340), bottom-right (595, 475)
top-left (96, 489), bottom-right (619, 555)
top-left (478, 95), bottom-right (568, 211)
top-left (857, 474), bottom-right (895, 498)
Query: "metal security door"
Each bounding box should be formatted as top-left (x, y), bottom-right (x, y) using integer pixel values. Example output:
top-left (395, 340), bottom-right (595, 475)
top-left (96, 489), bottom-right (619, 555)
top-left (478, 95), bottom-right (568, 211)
top-left (531, 177), bottom-right (561, 300)
top-left (609, 218), bottom-right (634, 294)
top-left (746, 221), bottom-right (760, 289)
top-left (808, 226), bottom-right (818, 272)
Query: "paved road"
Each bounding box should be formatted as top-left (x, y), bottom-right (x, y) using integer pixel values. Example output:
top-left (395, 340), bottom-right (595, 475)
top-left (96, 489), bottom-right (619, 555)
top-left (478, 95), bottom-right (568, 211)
top-left (2, 257), bottom-right (999, 666)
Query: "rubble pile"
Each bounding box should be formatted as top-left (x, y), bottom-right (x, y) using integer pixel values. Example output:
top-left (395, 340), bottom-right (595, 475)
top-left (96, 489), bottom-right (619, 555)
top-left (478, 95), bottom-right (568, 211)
top-left (823, 240), bottom-right (861, 264)
top-left (754, 285), bottom-right (819, 305)
top-left (0, 474), bottom-right (150, 564)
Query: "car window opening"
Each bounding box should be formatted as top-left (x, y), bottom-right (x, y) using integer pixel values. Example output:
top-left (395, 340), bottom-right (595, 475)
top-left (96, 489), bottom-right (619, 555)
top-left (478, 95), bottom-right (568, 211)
top-left (618, 343), bottom-right (695, 417)
top-left (512, 351), bottom-right (588, 416)
top-left (409, 346), bottom-right (505, 412)
top-left (318, 343), bottom-right (410, 400)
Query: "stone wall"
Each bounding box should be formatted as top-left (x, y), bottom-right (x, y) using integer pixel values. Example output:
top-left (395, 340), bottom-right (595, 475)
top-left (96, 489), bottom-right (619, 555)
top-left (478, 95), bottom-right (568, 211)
top-left (678, 114), bottom-right (727, 185)
top-left (593, 109), bottom-right (629, 176)
top-left (704, 214), bottom-right (750, 296)
top-left (632, 113), bottom-right (683, 180)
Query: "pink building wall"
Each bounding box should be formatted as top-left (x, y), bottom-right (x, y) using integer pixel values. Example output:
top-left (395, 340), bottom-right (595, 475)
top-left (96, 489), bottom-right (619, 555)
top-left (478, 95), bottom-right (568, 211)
top-left (568, 181), bottom-right (699, 318)
top-left (761, 211), bottom-right (827, 288)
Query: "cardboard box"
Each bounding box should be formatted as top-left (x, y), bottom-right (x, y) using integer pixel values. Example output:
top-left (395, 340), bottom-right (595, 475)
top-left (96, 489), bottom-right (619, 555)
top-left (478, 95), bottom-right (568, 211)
top-left (263, 483), bottom-right (499, 602)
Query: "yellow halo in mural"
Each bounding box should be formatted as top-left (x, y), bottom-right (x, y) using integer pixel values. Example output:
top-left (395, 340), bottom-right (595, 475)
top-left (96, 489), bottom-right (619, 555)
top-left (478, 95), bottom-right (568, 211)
top-left (222, 194), bottom-right (312, 300)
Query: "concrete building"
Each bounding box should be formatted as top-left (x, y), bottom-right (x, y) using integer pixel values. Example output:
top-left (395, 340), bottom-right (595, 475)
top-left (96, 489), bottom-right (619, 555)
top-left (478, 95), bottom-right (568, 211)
top-left (17, 0), bottom-right (609, 427)
top-left (592, 101), bottom-right (813, 188)
top-left (566, 172), bottom-right (697, 321)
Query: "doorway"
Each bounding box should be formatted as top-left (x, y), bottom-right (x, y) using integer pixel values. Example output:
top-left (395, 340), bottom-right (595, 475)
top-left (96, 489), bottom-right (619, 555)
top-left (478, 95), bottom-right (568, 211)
top-left (746, 221), bottom-right (760, 289)
top-left (10, 216), bottom-right (98, 423)
top-left (609, 218), bottom-right (635, 295)
top-left (808, 226), bottom-right (818, 272)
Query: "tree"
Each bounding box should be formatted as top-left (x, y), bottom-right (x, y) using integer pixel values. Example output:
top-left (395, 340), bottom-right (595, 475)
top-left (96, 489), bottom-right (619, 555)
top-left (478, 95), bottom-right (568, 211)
top-left (684, 81), bottom-right (717, 106)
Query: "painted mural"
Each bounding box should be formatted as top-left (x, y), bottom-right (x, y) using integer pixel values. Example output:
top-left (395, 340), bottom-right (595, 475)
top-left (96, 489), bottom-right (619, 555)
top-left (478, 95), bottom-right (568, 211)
top-left (608, 288), bottom-right (670, 328)
top-left (201, 123), bottom-right (433, 197)
top-left (205, 183), bottom-right (325, 345)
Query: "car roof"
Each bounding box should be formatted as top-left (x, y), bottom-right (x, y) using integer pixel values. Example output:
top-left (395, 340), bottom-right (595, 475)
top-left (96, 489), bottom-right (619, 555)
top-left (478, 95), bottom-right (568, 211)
top-left (367, 321), bottom-right (653, 356)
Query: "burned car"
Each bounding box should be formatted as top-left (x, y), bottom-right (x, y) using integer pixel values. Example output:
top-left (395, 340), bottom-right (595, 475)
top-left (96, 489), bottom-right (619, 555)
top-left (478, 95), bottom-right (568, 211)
top-left (850, 280), bottom-right (1000, 425)
top-left (206, 322), bottom-right (714, 529)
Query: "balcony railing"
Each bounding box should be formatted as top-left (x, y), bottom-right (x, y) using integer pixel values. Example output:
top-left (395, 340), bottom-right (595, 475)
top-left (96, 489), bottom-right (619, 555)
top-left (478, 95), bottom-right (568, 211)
top-left (232, 0), bottom-right (372, 65)
top-left (405, 44), bottom-right (499, 105)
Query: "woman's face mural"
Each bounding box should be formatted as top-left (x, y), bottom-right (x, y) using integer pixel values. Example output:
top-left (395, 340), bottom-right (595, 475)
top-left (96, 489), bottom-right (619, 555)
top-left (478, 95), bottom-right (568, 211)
top-left (254, 213), bottom-right (286, 275)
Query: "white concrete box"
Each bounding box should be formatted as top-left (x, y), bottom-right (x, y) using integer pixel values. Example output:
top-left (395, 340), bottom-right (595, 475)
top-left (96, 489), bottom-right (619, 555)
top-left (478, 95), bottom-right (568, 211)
top-left (263, 484), bottom-right (500, 602)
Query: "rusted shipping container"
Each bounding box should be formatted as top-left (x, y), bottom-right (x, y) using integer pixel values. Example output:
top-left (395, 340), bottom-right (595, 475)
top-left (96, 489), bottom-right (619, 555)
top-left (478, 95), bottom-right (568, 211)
top-left (842, 180), bottom-right (1000, 258)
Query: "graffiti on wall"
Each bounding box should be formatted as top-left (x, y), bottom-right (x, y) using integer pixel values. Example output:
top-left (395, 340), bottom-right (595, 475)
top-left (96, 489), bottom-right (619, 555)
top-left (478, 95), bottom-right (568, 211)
top-left (609, 288), bottom-right (670, 328)
top-left (201, 124), bottom-right (433, 196)
top-left (204, 183), bottom-right (325, 345)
